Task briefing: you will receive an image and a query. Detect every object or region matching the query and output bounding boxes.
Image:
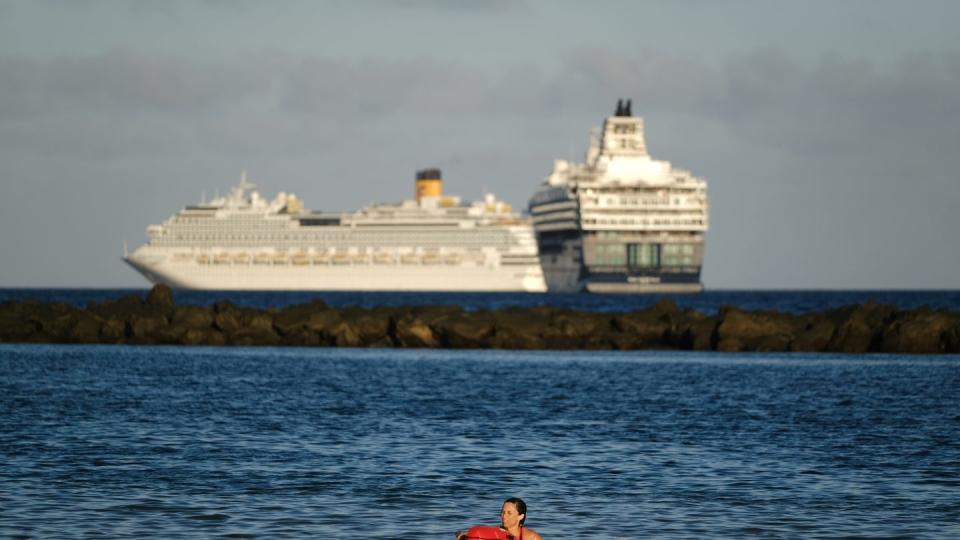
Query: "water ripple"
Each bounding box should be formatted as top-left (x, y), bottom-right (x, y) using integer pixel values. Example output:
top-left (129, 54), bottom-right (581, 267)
top-left (1, 345), bottom-right (958, 538)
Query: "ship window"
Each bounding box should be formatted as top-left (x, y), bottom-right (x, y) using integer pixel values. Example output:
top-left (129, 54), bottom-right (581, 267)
top-left (627, 243), bottom-right (659, 268)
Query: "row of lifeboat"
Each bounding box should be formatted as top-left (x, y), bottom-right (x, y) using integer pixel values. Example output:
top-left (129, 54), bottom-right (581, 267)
top-left (192, 252), bottom-right (478, 266)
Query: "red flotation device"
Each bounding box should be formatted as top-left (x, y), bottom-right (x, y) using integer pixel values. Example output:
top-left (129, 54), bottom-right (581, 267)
top-left (462, 525), bottom-right (509, 539)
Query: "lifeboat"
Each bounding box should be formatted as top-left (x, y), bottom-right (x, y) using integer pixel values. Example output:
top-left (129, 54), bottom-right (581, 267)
top-left (196, 254), bottom-right (211, 264)
top-left (213, 253), bottom-right (230, 265)
top-left (443, 254), bottom-right (463, 265)
top-left (400, 254), bottom-right (419, 265)
top-left (311, 255), bottom-right (330, 265)
top-left (332, 254), bottom-right (351, 265)
top-left (421, 254), bottom-right (441, 265)
top-left (291, 253), bottom-right (309, 266)
top-left (253, 253), bottom-right (271, 265)
top-left (232, 253), bottom-right (250, 264)
top-left (271, 254), bottom-right (288, 265)
top-left (373, 253), bottom-right (395, 265)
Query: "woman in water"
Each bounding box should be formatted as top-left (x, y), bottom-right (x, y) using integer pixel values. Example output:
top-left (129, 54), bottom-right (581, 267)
top-left (500, 497), bottom-right (542, 540)
top-left (457, 498), bottom-right (542, 540)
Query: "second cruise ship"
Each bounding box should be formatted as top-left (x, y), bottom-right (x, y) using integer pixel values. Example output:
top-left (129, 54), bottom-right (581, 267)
top-left (529, 100), bottom-right (708, 293)
top-left (124, 169), bottom-right (546, 291)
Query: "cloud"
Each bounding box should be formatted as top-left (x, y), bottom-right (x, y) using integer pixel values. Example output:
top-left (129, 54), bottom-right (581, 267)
top-left (384, 0), bottom-right (522, 14)
top-left (0, 50), bottom-right (267, 118)
top-left (4, 47), bottom-right (958, 184)
top-left (278, 56), bottom-right (493, 118)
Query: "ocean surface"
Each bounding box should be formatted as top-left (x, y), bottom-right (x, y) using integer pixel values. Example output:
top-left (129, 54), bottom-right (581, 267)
top-left (1, 346), bottom-right (958, 539)
top-left (3, 288), bottom-right (960, 314)
top-left (1, 290), bottom-right (958, 538)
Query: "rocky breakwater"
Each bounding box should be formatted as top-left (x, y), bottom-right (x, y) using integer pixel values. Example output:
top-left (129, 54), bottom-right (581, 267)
top-left (1, 285), bottom-right (958, 354)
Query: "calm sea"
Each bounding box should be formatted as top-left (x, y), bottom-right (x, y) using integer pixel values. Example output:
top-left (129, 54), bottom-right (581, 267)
top-left (1, 290), bottom-right (958, 539)
top-left (3, 288), bottom-right (960, 314)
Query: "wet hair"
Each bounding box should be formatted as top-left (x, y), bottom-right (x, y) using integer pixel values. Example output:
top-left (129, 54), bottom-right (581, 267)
top-left (503, 497), bottom-right (527, 525)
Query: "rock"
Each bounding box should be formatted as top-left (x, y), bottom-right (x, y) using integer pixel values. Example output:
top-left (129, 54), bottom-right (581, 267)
top-left (342, 309), bottom-right (392, 345)
top-left (436, 311), bottom-right (495, 348)
top-left (613, 311), bottom-right (671, 348)
top-left (226, 308), bottom-right (280, 346)
top-left (228, 327), bottom-right (280, 346)
top-left (145, 284), bottom-right (174, 311)
top-left (311, 307), bottom-right (392, 347)
top-left (99, 318), bottom-right (127, 342)
top-left (214, 310), bottom-right (242, 334)
top-left (0, 301), bottom-right (41, 342)
top-left (683, 317), bottom-right (719, 351)
top-left (129, 314), bottom-right (168, 344)
top-left (35, 312), bottom-right (79, 342)
top-left (647, 298), bottom-right (683, 322)
top-left (578, 313), bottom-right (618, 349)
top-left (280, 327), bottom-right (322, 347)
top-left (243, 311), bottom-right (275, 333)
top-left (489, 310), bottom-right (548, 349)
top-left (180, 328), bottom-right (227, 346)
top-left (170, 305), bottom-right (214, 329)
top-left (792, 316), bottom-right (836, 352)
top-left (87, 295), bottom-right (146, 323)
top-left (755, 333), bottom-right (793, 352)
top-left (827, 302), bottom-right (895, 353)
top-left (716, 308), bottom-right (796, 352)
top-left (305, 310), bottom-right (341, 337)
top-left (945, 324), bottom-right (960, 353)
top-left (273, 299), bottom-right (329, 336)
top-left (716, 337), bottom-right (743, 353)
top-left (213, 300), bottom-right (239, 314)
top-left (17, 302), bottom-right (73, 342)
top-left (0, 319), bottom-right (40, 342)
top-left (68, 311), bottom-right (104, 344)
top-left (3, 293), bottom-right (959, 354)
top-left (329, 320), bottom-right (363, 347)
top-left (394, 316), bottom-right (439, 348)
top-left (550, 311), bottom-right (614, 349)
top-left (880, 309), bottom-right (957, 354)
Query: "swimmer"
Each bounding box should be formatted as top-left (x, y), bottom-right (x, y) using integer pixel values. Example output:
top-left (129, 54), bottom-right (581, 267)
top-left (457, 497), bottom-right (542, 540)
top-left (500, 497), bottom-right (541, 540)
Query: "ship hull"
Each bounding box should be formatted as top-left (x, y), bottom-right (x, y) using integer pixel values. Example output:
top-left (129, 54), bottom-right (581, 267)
top-left (124, 255), bottom-right (546, 292)
top-left (534, 233), bottom-right (704, 294)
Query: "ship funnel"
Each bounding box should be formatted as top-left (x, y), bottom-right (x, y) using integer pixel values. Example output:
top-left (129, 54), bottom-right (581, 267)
top-left (415, 168), bottom-right (442, 202)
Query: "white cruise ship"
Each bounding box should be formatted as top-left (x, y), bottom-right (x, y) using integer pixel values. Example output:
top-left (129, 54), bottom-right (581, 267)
top-left (529, 100), bottom-right (708, 293)
top-left (124, 169), bottom-right (546, 291)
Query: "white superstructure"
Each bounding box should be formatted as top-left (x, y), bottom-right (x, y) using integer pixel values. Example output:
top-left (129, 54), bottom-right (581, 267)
top-left (529, 100), bottom-right (708, 293)
top-left (124, 170), bottom-right (546, 291)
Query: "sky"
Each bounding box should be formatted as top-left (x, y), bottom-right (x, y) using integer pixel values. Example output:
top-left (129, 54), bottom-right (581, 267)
top-left (1, 0), bottom-right (958, 289)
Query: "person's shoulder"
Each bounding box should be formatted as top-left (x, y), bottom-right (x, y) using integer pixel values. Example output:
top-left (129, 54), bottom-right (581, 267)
top-left (523, 528), bottom-right (543, 540)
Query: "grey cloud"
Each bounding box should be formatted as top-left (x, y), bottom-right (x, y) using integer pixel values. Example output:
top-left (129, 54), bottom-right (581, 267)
top-left (0, 50), bottom-right (267, 119)
top-left (383, 0), bottom-right (522, 14)
top-left (710, 51), bottom-right (960, 157)
top-left (278, 57), bottom-right (492, 118)
top-left (547, 48), bottom-right (960, 160)
top-left (4, 46), bottom-right (958, 171)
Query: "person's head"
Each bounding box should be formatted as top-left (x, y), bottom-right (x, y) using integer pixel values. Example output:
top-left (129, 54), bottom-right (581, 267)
top-left (500, 497), bottom-right (527, 528)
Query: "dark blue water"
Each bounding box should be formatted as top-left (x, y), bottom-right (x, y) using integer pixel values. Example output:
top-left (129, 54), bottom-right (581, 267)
top-left (2, 345), bottom-right (958, 539)
top-left (3, 288), bottom-right (960, 314)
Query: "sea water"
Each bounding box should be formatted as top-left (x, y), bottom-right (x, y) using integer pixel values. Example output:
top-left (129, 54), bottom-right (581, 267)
top-left (4, 288), bottom-right (960, 314)
top-left (2, 344), bottom-right (958, 539)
